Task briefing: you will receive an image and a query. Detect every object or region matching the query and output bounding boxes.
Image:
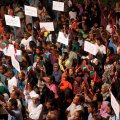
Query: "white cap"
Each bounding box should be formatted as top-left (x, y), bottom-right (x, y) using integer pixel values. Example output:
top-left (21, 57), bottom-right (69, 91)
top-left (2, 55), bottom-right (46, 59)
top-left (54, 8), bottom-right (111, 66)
top-left (30, 91), bottom-right (40, 99)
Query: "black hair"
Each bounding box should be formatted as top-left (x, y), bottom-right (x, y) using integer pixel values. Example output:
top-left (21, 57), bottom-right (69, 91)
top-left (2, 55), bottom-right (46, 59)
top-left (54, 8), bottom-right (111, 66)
top-left (29, 41), bottom-right (36, 50)
top-left (46, 99), bottom-right (58, 109)
top-left (96, 93), bottom-right (103, 102)
top-left (13, 90), bottom-right (20, 98)
top-left (9, 99), bottom-right (18, 109)
top-left (89, 101), bottom-right (98, 111)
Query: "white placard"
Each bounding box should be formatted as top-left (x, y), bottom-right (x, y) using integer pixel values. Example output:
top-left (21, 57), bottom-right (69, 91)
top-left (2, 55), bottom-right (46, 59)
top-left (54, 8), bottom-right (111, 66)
top-left (110, 92), bottom-right (120, 119)
top-left (84, 41), bottom-right (98, 55)
top-left (15, 50), bottom-right (22, 62)
top-left (5, 15), bottom-right (21, 27)
top-left (11, 56), bottom-right (21, 72)
top-left (52, 1), bottom-right (64, 11)
top-left (40, 22), bottom-right (54, 31)
top-left (24, 5), bottom-right (37, 17)
top-left (3, 44), bottom-right (15, 57)
top-left (57, 32), bottom-right (69, 45)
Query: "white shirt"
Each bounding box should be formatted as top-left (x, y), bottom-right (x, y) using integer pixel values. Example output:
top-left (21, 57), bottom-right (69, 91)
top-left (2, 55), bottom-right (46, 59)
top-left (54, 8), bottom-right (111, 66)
top-left (24, 90), bottom-right (43, 120)
top-left (8, 76), bottom-right (18, 93)
top-left (20, 36), bottom-right (33, 50)
top-left (29, 103), bottom-right (43, 120)
top-left (88, 113), bottom-right (92, 120)
top-left (66, 102), bottom-right (83, 120)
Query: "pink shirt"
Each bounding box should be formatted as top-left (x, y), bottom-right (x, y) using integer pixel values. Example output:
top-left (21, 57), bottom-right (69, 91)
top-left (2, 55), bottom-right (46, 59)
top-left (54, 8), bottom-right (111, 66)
top-left (46, 83), bottom-right (58, 98)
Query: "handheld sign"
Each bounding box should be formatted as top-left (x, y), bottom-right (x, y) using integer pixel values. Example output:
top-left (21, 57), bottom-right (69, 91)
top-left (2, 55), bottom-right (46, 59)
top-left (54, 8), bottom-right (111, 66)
top-left (3, 44), bottom-right (15, 57)
top-left (84, 41), bottom-right (98, 55)
top-left (11, 56), bottom-right (21, 72)
top-left (24, 5), bottom-right (37, 17)
top-left (110, 92), bottom-right (120, 119)
top-left (5, 15), bottom-right (21, 27)
top-left (40, 22), bottom-right (54, 31)
top-left (57, 32), bottom-right (69, 45)
top-left (52, 1), bottom-right (64, 11)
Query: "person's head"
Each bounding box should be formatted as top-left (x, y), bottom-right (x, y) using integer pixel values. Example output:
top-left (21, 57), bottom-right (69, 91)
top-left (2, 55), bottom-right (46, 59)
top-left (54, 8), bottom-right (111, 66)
top-left (46, 99), bottom-right (57, 111)
top-left (23, 32), bottom-right (29, 39)
top-left (100, 101), bottom-right (109, 113)
top-left (96, 37), bottom-right (103, 46)
top-left (26, 23), bottom-right (32, 31)
top-left (69, 68), bottom-right (74, 76)
top-left (62, 72), bottom-right (67, 80)
top-left (90, 80), bottom-right (95, 87)
top-left (53, 63), bottom-right (59, 71)
top-left (18, 72), bottom-right (25, 80)
top-left (36, 56), bottom-right (41, 63)
top-left (45, 76), bottom-right (55, 84)
top-left (27, 81), bottom-right (35, 91)
top-left (10, 90), bottom-right (20, 99)
top-left (106, 103), bottom-right (114, 115)
top-left (92, 114), bottom-right (102, 120)
top-left (31, 93), bottom-right (40, 105)
top-left (93, 93), bottom-right (103, 109)
top-left (105, 56), bottom-right (110, 63)
top-left (36, 47), bottom-right (41, 54)
top-left (73, 94), bottom-right (84, 105)
top-left (101, 83), bottom-right (109, 94)
top-left (29, 41), bottom-right (36, 51)
top-left (107, 47), bottom-right (114, 55)
top-left (46, 111), bottom-right (57, 120)
top-left (88, 102), bottom-right (98, 114)
top-left (74, 110), bottom-right (84, 120)
top-left (99, 25), bottom-right (104, 32)
top-left (7, 98), bottom-right (18, 110)
top-left (0, 66), bottom-right (4, 73)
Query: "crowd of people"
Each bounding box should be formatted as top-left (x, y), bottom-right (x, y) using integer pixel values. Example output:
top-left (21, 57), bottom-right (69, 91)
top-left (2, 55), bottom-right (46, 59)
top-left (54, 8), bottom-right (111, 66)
top-left (0, 0), bottom-right (120, 120)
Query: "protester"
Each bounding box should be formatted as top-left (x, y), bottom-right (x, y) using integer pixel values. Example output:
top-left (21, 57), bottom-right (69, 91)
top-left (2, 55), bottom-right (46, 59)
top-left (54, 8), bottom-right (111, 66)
top-left (0, 0), bottom-right (120, 120)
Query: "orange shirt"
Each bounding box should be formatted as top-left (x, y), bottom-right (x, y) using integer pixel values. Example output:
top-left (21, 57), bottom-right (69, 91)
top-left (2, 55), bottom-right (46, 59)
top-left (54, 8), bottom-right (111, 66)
top-left (60, 80), bottom-right (72, 91)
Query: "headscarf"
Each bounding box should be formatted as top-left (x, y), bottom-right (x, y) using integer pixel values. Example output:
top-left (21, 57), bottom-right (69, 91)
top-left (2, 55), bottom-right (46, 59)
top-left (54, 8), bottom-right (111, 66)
top-left (100, 101), bottom-right (110, 118)
top-left (52, 63), bottom-right (62, 83)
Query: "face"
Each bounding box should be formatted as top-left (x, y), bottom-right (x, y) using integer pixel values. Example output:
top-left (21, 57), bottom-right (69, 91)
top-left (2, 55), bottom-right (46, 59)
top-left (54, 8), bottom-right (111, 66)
top-left (36, 57), bottom-right (40, 63)
top-left (92, 94), bottom-right (97, 101)
top-left (36, 49), bottom-right (40, 54)
top-left (27, 25), bottom-right (32, 31)
top-left (46, 102), bottom-right (52, 110)
top-left (0, 66), bottom-right (4, 73)
top-left (73, 96), bottom-right (80, 105)
top-left (101, 86), bottom-right (107, 93)
top-left (32, 98), bottom-right (38, 105)
top-left (7, 102), bottom-right (13, 110)
top-left (106, 57), bottom-right (110, 63)
top-left (90, 80), bottom-right (94, 87)
top-left (106, 106), bottom-right (111, 114)
top-left (96, 40), bottom-right (101, 45)
top-left (10, 91), bottom-right (15, 99)
top-left (74, 111), bottom-right (80, 120)
top-left (88, 105), bottom-right (93, 113)
top-left (24, 33), bottom-right (28, 39)
top-left (46, 112), bottom-right (51, 120)
top-left (69, 69), bottom-right (74, 76)
top-left (18, 73), bottom-right (24, 80)
top-left (54, 66), bottom-right (59, 71)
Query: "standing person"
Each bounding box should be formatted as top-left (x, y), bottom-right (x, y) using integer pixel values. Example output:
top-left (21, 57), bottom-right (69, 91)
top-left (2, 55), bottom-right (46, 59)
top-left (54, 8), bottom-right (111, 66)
top-left (1, 98), bottom-right (22, 120)
top-left (28, 93), bottom-right (43, 120)
top-left (52, 63), bottom-right (62, 85)
top-left (87, 102), bottom-right (98, 120)
top-left (66, 94), bottom-right (84, 120)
